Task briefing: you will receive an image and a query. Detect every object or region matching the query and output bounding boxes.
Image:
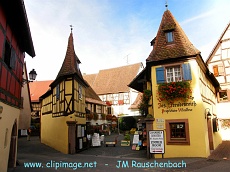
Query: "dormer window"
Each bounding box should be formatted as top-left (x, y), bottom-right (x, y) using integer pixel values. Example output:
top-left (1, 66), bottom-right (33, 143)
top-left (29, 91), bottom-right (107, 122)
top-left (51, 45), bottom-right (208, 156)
top-left (166, 31), bottom-right (174, 43)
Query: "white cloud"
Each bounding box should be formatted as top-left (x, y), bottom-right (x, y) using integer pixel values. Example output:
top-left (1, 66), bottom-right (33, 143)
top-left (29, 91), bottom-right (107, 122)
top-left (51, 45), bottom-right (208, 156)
top-left (24, 0), bottom-right (230, 80)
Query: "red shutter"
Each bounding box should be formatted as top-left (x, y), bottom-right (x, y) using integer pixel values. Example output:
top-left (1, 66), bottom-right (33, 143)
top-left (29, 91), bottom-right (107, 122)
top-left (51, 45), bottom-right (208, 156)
top-left (213, 65), bottom-right (219, 77)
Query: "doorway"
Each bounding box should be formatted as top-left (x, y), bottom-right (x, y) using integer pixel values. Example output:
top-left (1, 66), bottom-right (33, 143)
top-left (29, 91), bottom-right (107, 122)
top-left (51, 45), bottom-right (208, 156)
top-left (8, 120), bottom-right (17, 168)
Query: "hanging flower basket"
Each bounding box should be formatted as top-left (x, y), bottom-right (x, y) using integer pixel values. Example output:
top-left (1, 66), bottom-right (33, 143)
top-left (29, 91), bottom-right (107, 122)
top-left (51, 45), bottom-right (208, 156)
top-left (101, 113), bottom-right (106, 120)
top-left (106, 114), bottom-right (113, 121)
top-left (157, 81), bottom-right (192, 104)
top-left (118, 100), bottom-right (124, 105)
top-left (106, 101), bottom-right (112, 106)
top-left (93, 113), bottom-right (99, 120)
top-left (86, 113), bottom-right (94, 120)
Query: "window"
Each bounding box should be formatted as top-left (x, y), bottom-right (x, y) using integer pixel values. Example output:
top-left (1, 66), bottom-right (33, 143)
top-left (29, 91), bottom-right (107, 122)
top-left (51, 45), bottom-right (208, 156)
top-left (166, 119), bottom-right (190, 145)
top-left (219, 90), bottom-right (228, 102)
top-left (156, 63), bottom-right (192, 84)
top-left (4, 41), bottom-right (11, 67)
top-left (79, 85), bottom-right (82, 100)
top-left (166, 31), bottom-right (173, 43)
top-left (166, 66), bottom-right (182, 82)
top-left (56, 84), bottom-right (60, 101)
top-left (107, 107), bottom-right (112, 114)
top-left (213, 65), bottom-right (224, 77)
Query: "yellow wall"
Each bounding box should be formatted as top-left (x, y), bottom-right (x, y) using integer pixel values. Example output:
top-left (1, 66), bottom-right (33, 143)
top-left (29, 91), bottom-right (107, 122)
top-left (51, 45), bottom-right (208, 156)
top-left (41, 78), bottom-right (87, 154)
top-left (150, 60), bottom-right (222, 158)
top-left (0, 102), bottom-right (19, 172)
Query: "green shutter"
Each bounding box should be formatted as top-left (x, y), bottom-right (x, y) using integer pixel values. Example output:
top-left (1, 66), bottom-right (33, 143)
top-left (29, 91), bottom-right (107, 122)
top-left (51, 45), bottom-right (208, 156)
top-left (182, 63), bottom-right (192, 81)
top-left (156, 67), bottom-right (165, 84)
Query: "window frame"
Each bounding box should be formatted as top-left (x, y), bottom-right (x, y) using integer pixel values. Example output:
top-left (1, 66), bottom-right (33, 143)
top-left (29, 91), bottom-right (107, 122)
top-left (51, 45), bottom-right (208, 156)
top-left (213, 64), bottom-right (224, 77)
top-left (218, 90), bottom-right (229, 102)
top-left (165, 65), bottom-right (182, 83)
top-left (166, 119), bottom-right (190, 145)
top-left (166, 31), bottom-right (174, 43)
top-left (79, 85), bottom-right (82, 100)
top-left (156, 63), bottom-right (192, 84)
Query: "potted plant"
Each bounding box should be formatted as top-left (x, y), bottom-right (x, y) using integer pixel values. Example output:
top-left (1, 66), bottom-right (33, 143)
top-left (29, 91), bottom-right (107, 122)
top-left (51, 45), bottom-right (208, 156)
top-left (101, 113), bottom-right (106, 120)
top-left (121, 133), bottom-right (131, 146)
top-left (93, 113), bottom-right (99, 120)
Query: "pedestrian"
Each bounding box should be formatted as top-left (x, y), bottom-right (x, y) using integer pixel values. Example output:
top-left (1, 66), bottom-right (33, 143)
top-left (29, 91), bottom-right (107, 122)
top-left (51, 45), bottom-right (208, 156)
top-left (27, 127), bottom-right (31, 141)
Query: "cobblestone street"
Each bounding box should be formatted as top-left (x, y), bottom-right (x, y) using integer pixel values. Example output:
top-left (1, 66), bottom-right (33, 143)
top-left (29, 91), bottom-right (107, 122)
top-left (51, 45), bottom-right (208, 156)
top-left (8, 135), bottom-right (230, 172)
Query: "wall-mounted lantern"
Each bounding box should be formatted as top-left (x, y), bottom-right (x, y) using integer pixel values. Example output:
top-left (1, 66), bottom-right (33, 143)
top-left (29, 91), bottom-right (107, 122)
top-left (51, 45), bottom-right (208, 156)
top-left (22, 69), bottom-right (37, 85)
top-left (205, 108), bottom-right (212, 119)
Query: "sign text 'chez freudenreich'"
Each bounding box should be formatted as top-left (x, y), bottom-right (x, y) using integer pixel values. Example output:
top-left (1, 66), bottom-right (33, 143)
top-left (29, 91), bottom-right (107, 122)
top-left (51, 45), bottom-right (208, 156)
top-left (158, 97), bottom-right (197, 114)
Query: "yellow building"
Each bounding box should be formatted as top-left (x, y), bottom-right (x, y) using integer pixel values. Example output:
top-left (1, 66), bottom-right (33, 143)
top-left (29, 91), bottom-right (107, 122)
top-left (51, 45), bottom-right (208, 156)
top-left (129, 9), bottom-right (222, 158)
top-left (40, 30), bottom-right (88, 154)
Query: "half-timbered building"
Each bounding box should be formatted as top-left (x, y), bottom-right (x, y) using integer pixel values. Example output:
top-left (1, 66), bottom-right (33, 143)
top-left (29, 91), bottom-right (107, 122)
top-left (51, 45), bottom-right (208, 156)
top-left (129, 9), bottom-right (222, 158)
top-left (40, 30), bottom-right (90, 154)
top-left (206, 22), bottom-right (230, 140)
top-left (83, 63), bottom-right (144, 117)
top-left (0, 0), bottom-right (35, 171)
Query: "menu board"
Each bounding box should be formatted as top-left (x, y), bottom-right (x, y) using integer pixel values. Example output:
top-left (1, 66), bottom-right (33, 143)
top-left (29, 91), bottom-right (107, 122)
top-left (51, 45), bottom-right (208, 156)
top-left (149, 130), bottom-right (165, 154)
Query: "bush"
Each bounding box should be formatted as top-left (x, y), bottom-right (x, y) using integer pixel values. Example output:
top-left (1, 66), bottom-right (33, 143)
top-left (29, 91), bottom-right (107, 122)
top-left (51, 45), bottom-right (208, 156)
top-left (119, 116), bottom-right (136, 131)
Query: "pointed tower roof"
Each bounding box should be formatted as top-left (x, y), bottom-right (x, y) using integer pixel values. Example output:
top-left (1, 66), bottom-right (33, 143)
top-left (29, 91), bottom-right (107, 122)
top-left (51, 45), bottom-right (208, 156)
top-left (147, 10), bottom-right (200, 62)
top-left (51, 31), bottom-right (88, 87)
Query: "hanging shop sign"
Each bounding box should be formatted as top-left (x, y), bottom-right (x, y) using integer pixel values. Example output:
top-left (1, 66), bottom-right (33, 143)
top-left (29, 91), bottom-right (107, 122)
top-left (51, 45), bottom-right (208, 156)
top-left (149, 130), bottom-right (164, 154)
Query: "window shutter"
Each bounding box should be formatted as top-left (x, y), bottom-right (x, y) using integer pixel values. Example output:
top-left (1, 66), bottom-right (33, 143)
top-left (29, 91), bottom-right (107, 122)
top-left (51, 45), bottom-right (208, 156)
top-left (213, 65), bottom-right (219, 77)
top-left (156, 67), bottom-right (165, 84)
top-left (182, 63), bottom-right (192, 81)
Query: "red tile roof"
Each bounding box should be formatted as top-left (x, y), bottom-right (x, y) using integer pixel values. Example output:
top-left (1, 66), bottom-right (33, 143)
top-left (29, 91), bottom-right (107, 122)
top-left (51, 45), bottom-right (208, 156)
top-left (129, 92), bottom-right (142, 109)
top-left (29, 80), bottom-right (104, 105)
top-left (52, 31), bottom-right (87, 87)
top-left (147, 10), bottom-right (200, 61)
top-left (83, 63), bottom-right (143, 95)
top-left (29, 80), bottom-right (52, 102)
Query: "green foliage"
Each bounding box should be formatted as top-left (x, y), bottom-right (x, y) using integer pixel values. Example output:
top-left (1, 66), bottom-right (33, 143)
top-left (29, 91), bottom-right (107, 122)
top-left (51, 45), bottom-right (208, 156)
top-left (93, 113), bottom-right (99, 120)
top-left (119, 116), bottom-right (136, 131)
top-left (124, 133), bottom-right (131, 141)
top-left (138, 89), bottom-right (152, 116)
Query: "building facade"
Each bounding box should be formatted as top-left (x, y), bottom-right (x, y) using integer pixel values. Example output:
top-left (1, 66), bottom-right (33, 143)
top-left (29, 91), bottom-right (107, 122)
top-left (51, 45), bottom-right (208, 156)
top-left (206, 22), bottom-right (230, 140)
top-left (83, 63), bottom-right (144, 117)
top-left (19, 63), bottom-right (32, 133)
top-left (40, 31), bottom-right (89, 154)
top-left (129, 9), bottom-right (222, 158)
top-left (0, 1), bottom-right (35, 171)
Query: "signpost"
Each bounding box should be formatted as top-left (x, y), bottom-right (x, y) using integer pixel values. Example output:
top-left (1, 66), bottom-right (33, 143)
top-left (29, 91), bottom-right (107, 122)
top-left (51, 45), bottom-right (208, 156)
top-left (149, 130), bottom-right (165, 157)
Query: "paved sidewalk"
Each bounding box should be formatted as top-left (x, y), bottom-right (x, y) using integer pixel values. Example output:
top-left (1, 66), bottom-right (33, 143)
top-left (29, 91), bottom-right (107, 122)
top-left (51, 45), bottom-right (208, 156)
top-left (208, 141), bottom-right (230, 160)
top-left (9, 136), bottom-right (230, 172)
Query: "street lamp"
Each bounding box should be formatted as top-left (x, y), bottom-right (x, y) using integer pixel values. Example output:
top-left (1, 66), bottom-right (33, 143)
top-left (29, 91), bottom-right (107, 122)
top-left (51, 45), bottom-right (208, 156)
top-left (22, 69), bottom-right (37, 85)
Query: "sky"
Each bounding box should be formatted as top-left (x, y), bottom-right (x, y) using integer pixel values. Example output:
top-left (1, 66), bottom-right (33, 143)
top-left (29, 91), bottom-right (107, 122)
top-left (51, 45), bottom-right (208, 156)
top-left (24, 0), bottom-right (230, 81)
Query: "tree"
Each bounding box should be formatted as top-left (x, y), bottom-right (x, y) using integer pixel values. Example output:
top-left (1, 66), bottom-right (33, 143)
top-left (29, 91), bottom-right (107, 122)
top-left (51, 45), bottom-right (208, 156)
top-left (119, 116), bottom-right (136, 131)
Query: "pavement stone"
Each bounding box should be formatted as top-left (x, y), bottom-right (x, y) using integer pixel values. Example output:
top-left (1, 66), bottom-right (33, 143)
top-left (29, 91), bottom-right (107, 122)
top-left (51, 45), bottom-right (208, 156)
top-left (8, 135), bottom-right (230, 172)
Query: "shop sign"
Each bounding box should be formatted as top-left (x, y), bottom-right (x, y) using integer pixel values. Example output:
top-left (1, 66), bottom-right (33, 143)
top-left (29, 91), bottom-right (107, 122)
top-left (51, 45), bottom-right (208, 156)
top-left (156, 119), bottom-right (164, 129)
top-left (149, 130), bottom-right (164, 154)
top-left (158, 101), bottom-right (197, 114)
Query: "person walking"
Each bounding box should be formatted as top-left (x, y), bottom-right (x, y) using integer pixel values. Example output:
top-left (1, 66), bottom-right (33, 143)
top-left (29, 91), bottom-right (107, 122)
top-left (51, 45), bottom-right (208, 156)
top-left (27, 127), bottom-right (31, 141)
